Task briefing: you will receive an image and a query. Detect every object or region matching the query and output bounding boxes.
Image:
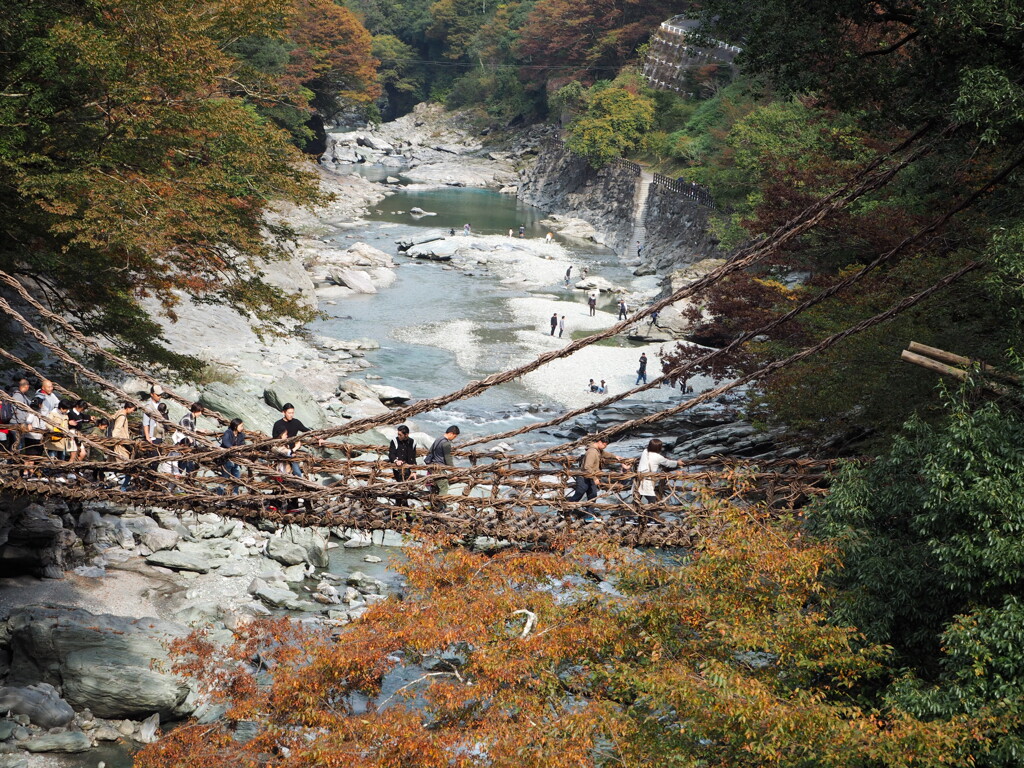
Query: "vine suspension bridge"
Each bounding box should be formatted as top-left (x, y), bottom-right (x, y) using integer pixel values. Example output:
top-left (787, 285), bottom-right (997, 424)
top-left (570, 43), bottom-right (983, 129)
top-left (0, 123), bottom-right (998, 547)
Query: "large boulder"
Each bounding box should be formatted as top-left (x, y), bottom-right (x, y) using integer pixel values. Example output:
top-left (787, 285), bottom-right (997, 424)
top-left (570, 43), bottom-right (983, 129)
top-left (6, 606), bottom-right (192, 720)
top-left (329, 267), bottom-right (377, 294)
top-left (280, 524), bottom-right (329, 568)
top-left (22, 731), bottom-right (92, 753)
top-left (345, 242), bottom-right (394, 268)
top-left (266, 537), bottom-right (308, 566)
top-left (0, 684), bottom-right (74, 728)
top-left (263, 376), bottom-right (331, 429)
top-left (199, 382), bottom-right (279, 430)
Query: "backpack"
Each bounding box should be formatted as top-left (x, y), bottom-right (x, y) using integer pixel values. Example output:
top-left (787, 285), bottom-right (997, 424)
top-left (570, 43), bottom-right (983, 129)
top-left (0, 399), bottom-right (14, 425)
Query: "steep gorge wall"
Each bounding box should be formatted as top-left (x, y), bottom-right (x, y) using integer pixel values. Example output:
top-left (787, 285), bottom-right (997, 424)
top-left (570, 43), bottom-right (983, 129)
top-left (519, 142), bottom-right (721, 273)
top-left (518, 143), bottom-right (636, 256)
top-left (636, 184), bottom-right (721, 275)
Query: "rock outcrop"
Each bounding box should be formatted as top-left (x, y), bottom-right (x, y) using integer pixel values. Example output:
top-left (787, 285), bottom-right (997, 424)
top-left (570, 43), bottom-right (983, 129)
top-left (518, 143), bottom-right (637, 256)
top-left (6, 606), bottom-right (193, 720)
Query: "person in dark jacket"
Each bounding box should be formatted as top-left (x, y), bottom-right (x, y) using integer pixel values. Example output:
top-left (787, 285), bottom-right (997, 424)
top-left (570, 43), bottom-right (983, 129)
top-left (425, 425), bottom-right (459, 504)
top-left (271, 403), bottom-right (321, 477)
top-left (388, 424), bottom-right (417, 506)
top-left (218, 418), bottom-right (245, 495)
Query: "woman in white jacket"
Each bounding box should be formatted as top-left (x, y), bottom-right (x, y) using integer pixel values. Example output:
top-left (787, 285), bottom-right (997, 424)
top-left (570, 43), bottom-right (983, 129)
top-left (636, 438), bottom-right (682, 505)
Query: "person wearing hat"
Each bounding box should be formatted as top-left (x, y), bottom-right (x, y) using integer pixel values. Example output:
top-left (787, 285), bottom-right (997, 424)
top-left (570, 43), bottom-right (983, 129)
top-left (425, 425), bottom-right (460, 504)
top-left (142, 384), bottom-right (163, 443)
top-left (569, 436), bottom-right (631, 522)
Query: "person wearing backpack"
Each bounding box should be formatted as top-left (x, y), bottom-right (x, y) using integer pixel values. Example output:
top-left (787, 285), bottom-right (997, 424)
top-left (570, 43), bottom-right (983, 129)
top-left (635, 438), bottom-right (682, 515)
top-left (569, 437), bottom-right (631, 523)
top-left (424, 425), bottom-right (459, 506)
top-left (0, 379), bottom-right (31, 454)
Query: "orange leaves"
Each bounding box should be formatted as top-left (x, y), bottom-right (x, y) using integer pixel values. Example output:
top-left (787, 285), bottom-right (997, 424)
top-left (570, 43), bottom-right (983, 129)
top-left (136, 522), bottom-right (983, 768)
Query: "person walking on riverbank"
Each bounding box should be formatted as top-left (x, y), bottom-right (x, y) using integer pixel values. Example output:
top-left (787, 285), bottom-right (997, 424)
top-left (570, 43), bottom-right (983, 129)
top-left (636, 353), bottom-right (648, 385)
top-left (388, 425), bottom-right (417, 507)
top-left (425, 425), bottom-right (459, 507)
top-left (569, 437), bottom-right (631, 522)
top-left (559, 315), bottom-right (565, 338)
top-left (550, 313), bottom-right (558, 336)
top-left (588, 293), bottom-right (597, 317)
top-left (617, 299), bottom-right (628, 321)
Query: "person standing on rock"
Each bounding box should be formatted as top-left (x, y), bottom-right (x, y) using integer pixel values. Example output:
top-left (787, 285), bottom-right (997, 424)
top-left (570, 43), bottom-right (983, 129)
top-left (636, 353), bottom-right (648, 385)
top-left (617, 299), bottom-right (628, 321)
top-left (272, 403), bottom-right (320, 478)
top-left (463, 223), bottom-right (471, 235)
top-left (559, 315), bottom-right (565, 338)
top-left (508, 228), bottom-right (514, 237)
top-left (141, 384), bottom-right (163, 444)
top-left (568, 437), bottom-right (631, 522)
top-left (588, 293), bottom-right (597, 317)
top-left (636, 241), bottom-right (642, 258)
top-left (550, 312), bottom-right (558, 336)
top-left (388, 424), bottom-right (417, 507)
top-left (519, 225), bottom-right (525, 237)
top-left (218, 418), bottom-right (246, 495)
top-left (425, 425), bottom-right (459, 508)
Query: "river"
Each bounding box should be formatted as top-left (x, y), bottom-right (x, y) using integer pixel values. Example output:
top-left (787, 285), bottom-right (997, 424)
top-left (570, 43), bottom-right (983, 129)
top-left (312, 167), bottom-right (700, 452)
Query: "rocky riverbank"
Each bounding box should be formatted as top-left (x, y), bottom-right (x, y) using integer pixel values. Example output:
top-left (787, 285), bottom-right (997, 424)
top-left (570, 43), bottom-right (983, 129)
top-left (0, 494), bottom-right (404, 764)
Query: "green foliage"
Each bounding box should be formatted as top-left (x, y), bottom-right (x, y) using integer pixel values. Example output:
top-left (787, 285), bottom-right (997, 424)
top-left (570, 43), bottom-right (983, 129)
top-left (813, 385), bottom-right (1024, 764)
top-left (0, 0), bottom-right (330, 371)
top-left (565, 86), bottom-right (655, 167)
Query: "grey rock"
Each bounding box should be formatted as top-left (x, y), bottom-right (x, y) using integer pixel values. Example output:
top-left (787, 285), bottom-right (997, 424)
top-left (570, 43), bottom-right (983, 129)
top-left (280, 524), bottom-right (329, 568)
top-left (0, 755), bottom-right (28, 768)
top-left (140, 528), bottom-right (179, 553)
top-left (253, 585), bottom-right (312, 611)
top-left (7, 606), bottom-right (191, 721)
top-left (145, 550), bottom-right (212, 573)
top-left (137, 712), bottom-right (160, 744)
top-left (329, 267), bottom-right (377, 294)
top-left (266, 538), bottom-right (307, 567)
top-left (199, 381), bottom-right (280, 430)
top-left (281, 564), bottom-right (310, 583)
top-left (0, 684), bottom-right (74, 728)
top-left (23, 731), bottom-right (92, 753)
top-left (0, 720), bottom-right (15, 741)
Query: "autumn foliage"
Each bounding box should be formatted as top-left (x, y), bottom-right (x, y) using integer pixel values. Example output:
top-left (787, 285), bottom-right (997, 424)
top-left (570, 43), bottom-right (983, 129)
top-left (136, 505), bottom-right (983, 768)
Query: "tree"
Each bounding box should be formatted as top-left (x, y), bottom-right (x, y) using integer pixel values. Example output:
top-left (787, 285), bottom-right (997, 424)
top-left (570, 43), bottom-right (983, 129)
top-left (137, 505), bottom-right (985, 768)
top-left (813, 383), bottom-right (1024, 765)
top-left (517, 0), bottom-right (686, 86)
top-left (565, 84), bottom-right (654, 167)
top-left (0, 0), bottom-right (342, 370)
